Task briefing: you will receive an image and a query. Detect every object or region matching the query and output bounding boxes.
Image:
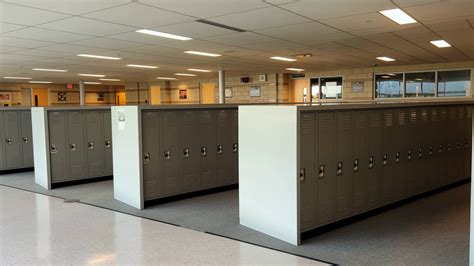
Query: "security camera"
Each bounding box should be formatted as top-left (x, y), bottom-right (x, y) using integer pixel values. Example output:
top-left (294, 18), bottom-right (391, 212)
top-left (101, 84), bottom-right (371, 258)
top-left (373, 63), bottom-right (378, 67)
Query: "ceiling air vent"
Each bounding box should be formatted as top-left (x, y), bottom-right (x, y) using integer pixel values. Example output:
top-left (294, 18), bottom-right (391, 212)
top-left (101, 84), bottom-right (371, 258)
top-left (196, 19), bottom-right (246, 32)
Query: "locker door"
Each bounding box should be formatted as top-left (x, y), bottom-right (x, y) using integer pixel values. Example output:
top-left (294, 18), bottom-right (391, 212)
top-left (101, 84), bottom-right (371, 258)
top-left (416, 108), bottom-right (429, 193)
top-left (180, 111), bottom-right (200, 192)
top-left (427, 108), bottom-right (438, 189)
top-left (352, 111), bottom-right (368, 214)
top-left (454, 107), bottom-right (465, 182)
top-left (216, 110), bottom-right (233, 185)
top-left (464, 106), bottom-right (472, 180)
top-left (439, 107), bottom-right (450, 186)
top-left (405, 109), bottom-right (418, 196)
top-left (67, 111), bottom-right (87, 180)
top-left (86, 111), bottom-right (105, 178)
top-left (335, 111), bottom-right (353, 218)
top-left (299, 112), bottom-right (316, 230)
top-left (102, 110), bottom-right (113, 176)
top-left (395, 109), bottom-right (407, 199)
top-left (317, 112), bottom-right (336, 225)
top-left (433, 107), bottom-right (444, 188)
top-left (48, 111), bottom-right (69, 182)
top-left (367, 111), bottom-right (383, 209)
top-left (199, 110), bottom-right (217, 188)
top-left (4, 111), bottom-right (22, 169)
top-left (447, 107), bottom-right (457, 184)
top-left (382, 110), bottom-right (396, 203)
top-left (0, 112), bottom-right (5, 170)
top-left (142, 111), bottom-right (162, 200)
top-left (231, 109), bottom-right (238, 183)
top-left (161, 111), bottom-right (180, 195)
top-left (20, 111), bottom-right (33, 167)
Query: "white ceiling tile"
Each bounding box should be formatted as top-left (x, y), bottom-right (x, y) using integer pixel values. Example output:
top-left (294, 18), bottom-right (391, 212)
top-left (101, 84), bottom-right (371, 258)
top-left (393, 0), bottom-right (443, 7)
top-left (157, 39), bottom-right (228, 51)
top-left (339, 37), bottom-right (417, 62)
top-left (11, 48), bottom-right (71, 58)
top-left (322, 12), bottom-right (419, 32)
top-left (38, 44), bottom-right (109, 54)
top-left (107, 31), bottom-right (177, 45)
top-left (3, 27), bottom-right (92, 42)
top-left (0, 2), bottom-right (71, 26)
top-left (151, 21), bottom-right (236, 38)
top-left (138, 0), bottom-right (270, 18)
top-left (38, 17), bottom-right (135, 36)
top-left (83, 3), bottom-right (193, 28)
top-left (0, 45), bottom-right (25, 53)
top-left (205, 32), bottom-right (277, 46)
top-left (121, 45), bottom-right (180, 56)
top-left (72, 38), bottom-right (146, 49)
top-left (0, 22), bottom-right (26, 33)
top-left (0, 36), bottom-right (55, 48)
top-left (208, 6), bottom-right (310, 31)
top-left (405, 0), bottom-right (474, 23)
top-left (4, 0), bottom-right (132, 15)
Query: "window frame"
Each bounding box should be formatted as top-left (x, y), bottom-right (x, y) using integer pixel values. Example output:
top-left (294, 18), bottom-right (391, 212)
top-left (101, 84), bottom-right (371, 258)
top-left (309, 76), bottom-right (344, 102)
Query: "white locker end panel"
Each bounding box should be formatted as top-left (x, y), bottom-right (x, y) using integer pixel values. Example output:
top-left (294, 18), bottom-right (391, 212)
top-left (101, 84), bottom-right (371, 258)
top-left (239, 106), bottom-right (299, 246)
top-left (112, 106), bottom-right (143, 209)
top-left (31, 107), bottom-right (50, 189)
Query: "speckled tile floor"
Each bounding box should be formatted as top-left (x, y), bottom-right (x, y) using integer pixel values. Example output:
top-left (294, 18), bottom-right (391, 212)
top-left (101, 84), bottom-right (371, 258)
top-left (0, 186), bottom-right (322, 265)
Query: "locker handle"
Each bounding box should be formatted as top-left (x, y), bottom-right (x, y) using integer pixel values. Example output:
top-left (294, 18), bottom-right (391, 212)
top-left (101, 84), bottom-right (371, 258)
top-left (105, 140), bottom-right (111, 149)
top-left (143, 153), bottom-right (150, 163)
top-left (353, 159), bottom-right (359, 172)
top-left (408, 150), bottom-right (412, 161)
top-left (395, 152), bottom-right (400, 164)
top-left (456, 142), bottom-right (460, 150)
top-left (217, 144), bottom-right (223, 155)
top-left (429, 146), bottom-right (433, 156)
top-left (88, 142), bottom-right (94, 150)
top-left (438, 144), bottom-right (443, 153)
top-left (69, 143), bottom-right (76, 151)
top-left (50, 144), bottom-right (57, 154)
top-left (201, 146), bottom-right (207, 157)
top-left (336, 162), bottom-right (343, 176)
top-left (448, 144), bottom-right (452, 152)
top-left (164, 150), bottom-right (171, 160)
top-left (368, 156), bottom-right (374, 169)
top-left (418, 148), bottom-right (423, 159)
top-left (22, 137), bottom-right (28, 143)
top-left (299, 168), bottom-right (305, 183)
top-left (232, 143), bottom-right (238, 153)
top-left (5, 138), bottom-right (12, 145)
top-left (318, 164), bottom-right (325, 179)
top-left (465, 140), bottom-right (469, 149)
top-left (183, 148), bottom-right (190, 158)
top-left (382, 154), bottom-right (388, 166)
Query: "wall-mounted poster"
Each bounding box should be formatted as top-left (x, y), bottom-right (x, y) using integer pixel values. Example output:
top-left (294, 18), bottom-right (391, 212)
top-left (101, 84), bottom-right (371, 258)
top-left (225, 87), bottom-right (233, 98)
top-left (97, 92), bottom-right (105, 102)
top-left (351, 81), bottom-right (365, 93)
top-left (58, 92), bottom-right (67, 101)
top-left (179, 89), bottom-right (187, 99)
top-left (250, 86), bottom-right (261, 97)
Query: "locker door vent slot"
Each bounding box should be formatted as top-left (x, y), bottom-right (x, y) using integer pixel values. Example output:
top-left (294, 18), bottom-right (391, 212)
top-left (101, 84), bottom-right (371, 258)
top-left (300, 168), bottom-right (305, 183)
top-left (183, 148), bottom-right (190, 158)
top-left (143, 153), bottom-right (150, 163)
top-left (383, 154), bottom-right (388, 166)
top-left (353, 159), bottom-right (359, 172)
top-left (318, 164), bottom-right (325, 179)
top-left (232, 143), bottom-right (238, 153)
top-left (201, 146), bottom-right (207, 157)
top-left (369, 156), bottom-right (374, 169)
top-left (164, 150), bottom-right (171, 160)
top-left (336, 162), bottom-right (343, 175)
top-left (217, 145), bottom-right (223, 155)
top-left (69, 144), bottom-right (76, 151)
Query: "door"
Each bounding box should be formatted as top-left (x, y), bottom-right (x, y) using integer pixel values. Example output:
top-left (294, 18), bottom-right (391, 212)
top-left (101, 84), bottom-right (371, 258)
top-left (86, 111), bottom-right (105, 178)
top-left (216, 110), bottom-right (233, 185)
top-left (199, 110), bottom-right (217, 188)
top-left (201, 83), bottom-right (215, 104)
top-left (161, 111), bottom-right (180, 195)
top-left (0, 112), bottom-right (5, 170)
top-left (142, 111), bottom-right (162, 200)
top-left (149, 86), bottom-right (161, 105)
top-left (49, 111), bottom-right (69, 182)
top-left (67, 111), bottom-right (87, 180)
top-left (352, 111), bottom-right (368, 214)
top-left (32, 88), bottom-right (49, 106)
top-left (299, 112), bottom-right (316, 230)
top-left (116, 92), bottom-right (126, 105)
top-left (4, 111), bottom-right (22, 169)
top-left (180, 111), bottom-right (200, 192)
top-left (21, 88), bottom-right (32, 106)
top-left (103, 110), bottom-right (113, 176)
top-left (318, 112), bottom-right (336, 225)
top-left (20, 111), bottom-right (33, 167)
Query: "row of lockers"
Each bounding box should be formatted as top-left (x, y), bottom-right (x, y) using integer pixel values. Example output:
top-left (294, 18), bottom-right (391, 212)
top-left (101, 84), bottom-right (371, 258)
top-left (48, 110), bottom-right (113, 183)
top-left (0, 110), bottom-right (33, 171)
top-left (141, 108), bottom-right (238, 201)
top-left (299, 105), bottom-right (472, 232)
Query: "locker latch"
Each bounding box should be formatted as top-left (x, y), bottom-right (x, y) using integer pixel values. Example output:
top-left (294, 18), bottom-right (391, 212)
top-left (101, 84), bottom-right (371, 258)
top-left (408, 149), bottom-right (412, 161)
top-left (465, 139), bottom-right (469, 149)
top-left (439, 144), bottom-right (443, 153)
top-left (353, 159), bottom-right (359, 172)
top-left (5, 138), bottom-right (12, 145)
top-left (429, 146), bottom-right (433, 156)
top-left (318, 164), bottom-right (325, 179)
top-left (336, 162), bottom-right (343, 176)
top-left (143, 153), bottom-right (150, 163)
top-left (395, 152), bottom-right (400, 164)
top-left (217, 145), bottom-right (223, 155)
top-left (22, 137), bottom-right (28, 143)
top-left (105, 140), bottom-right (111, 149)
top-left (382, 154), bottom-right (388, 166)
top-left (183, 148), bottom-right (190, 158)
top-left (164, 150), bottom-right (171, 160)
top-left (88, 142), bottom-right (94, 150)
top-left (448, 144), bottom-right (452, 152)
top-left (299, 168), bottom-right (305, 183)
top-left (201, 146), bottom-right (207, 157)
top-left (232, 143), bottom-right (238, 153)
top-left (368, 156), bottom-right (374, 169)
top-left (418, 148), bottom-right (423, 159)
top-left (456, 142), bottom-right (460, 150)
top-left (50, 144), bottom-right (57, 154)
top-left (69, 144), bottom-right (76, 151)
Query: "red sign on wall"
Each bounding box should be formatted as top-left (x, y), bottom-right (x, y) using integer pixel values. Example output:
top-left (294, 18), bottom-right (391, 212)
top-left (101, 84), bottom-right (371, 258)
top-left (66, 83), bottom-right (74, 89)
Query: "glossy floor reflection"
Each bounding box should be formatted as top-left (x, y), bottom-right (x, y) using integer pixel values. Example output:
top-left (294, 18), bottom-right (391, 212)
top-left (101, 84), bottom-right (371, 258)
top-left (0, 186), bottom-right (321, 265)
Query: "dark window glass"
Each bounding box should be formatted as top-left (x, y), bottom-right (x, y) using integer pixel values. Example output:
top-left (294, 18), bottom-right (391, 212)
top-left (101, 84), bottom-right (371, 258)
top-left (405, 72), bottom-right (436, 97)
top-left (438, 70), bottom-right (471, 97)
top-left (375, 73), bottom-right (403, 98)
top-left (320, 77), bottom-right (342, 99)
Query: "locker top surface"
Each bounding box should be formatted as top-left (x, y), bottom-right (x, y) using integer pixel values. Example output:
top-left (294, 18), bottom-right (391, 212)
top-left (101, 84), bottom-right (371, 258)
top-left (0, 106), bottom-right (32, 111)
top-left (33, 106), bottom-right (112, 111)
top-left (138, 104), bottom-right (239, 110)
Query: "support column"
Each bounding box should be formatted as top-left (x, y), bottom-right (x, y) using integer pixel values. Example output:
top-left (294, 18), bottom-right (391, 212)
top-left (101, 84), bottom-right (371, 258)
top-left (218, 70), bottom-right (225, 104)
top-left (79, 80), bottom-right (85, 106)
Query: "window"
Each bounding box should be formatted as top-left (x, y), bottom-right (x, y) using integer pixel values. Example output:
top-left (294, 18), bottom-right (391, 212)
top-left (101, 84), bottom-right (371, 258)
top-left (320, 77), bottom-right (342, 100)
top-left (375, 73), bottom-right (403, 98)
top-left (405, 72), bottom-right (436, 98)
top-left (438, 70), bottom-right (471, 97)
top-left (310, 78), bottom-right (319, 102)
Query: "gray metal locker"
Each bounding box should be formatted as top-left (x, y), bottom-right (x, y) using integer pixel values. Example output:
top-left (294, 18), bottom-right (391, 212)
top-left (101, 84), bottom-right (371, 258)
top-left (394, 109), bottom-right (408, 199)
top-left (67, 111), bottom-right (87, 180)
top-left (299, 112), bottom-right (316, 230)
top-left (4, 111), bottom-right (22, 169)
top-left (20, 111), bottom-right (33, 167)
top-left (180, 111), bottom-right (200, 192)
top-left (454, 106), bottom-right (465, 182)
top-left (464, 106), bottom-right (472, 180)
top-left (335, 111), bottom-right (353, 218)
top-left (446, 107), bottom-right (457, 184)
top-left (86, 111), bottom-right (105, 178)
top-left (367, 110), bottom-right (383, 209)
top-left (142, 111), bottom-right (162, 200)
top-left (231, 110), bottom-right (238, 183)
top-left (49, 111), bottom-right (69, 182)
top-left (426, 108), bottom-right (438, 190)
top-left (317, 112), bottom-right (336, 224)
top-left (161, 111), bottom-right (180, 195)
top-left (405, 108), bottom-right (418, 196)
top-left (103, 110), bottom-right (113, 176)
top-left (439, 107), bottom-right (450, 187)
top-left (199, 110), bottom-right (217, 189)
top-left (0, 112), bottom-right (5, 170)
top-left (352, 111), bottom-right (368, 214)
top-left (415, 108), bottom-right (429, 193)
top-left (216, 110), bottom-right (233, 185)
top-left (382, 110), bottom-right (396, 203)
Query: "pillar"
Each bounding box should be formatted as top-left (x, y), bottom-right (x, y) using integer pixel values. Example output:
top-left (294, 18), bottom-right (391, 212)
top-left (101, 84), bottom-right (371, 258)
top-left (218, 70), bottom-right (225, 104)
top-left (79, 80), bottom-right (85, 106)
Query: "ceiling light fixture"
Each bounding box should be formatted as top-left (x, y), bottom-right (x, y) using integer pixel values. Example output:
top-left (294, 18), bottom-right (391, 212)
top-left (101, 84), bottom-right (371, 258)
top-left (270, 56), bottom-right (297, 62)
top-left (184, 51), bottom-right (221, 57)
top-left (99, 78), bottom-right (121, 81)
top-left (78, 74), bottom-right (106, 77)
top-left (379, 8), bottom-right (417, 25)
top-left (187, 68), bottom-right (212, 72)
top-left (430, 40), bottom-right (451, 48)
top-left (174, 73), bottom-right (197, 77)
top-left (33, 68), bottom-right (67, 72)
top-left (29, 81), bottom-right (52, 84)
top-left (135, 29), bottom-right (192, 41)
top-left (77, 54), bottom-right (122, 60)
top-left (157, 77), bottom-right (177, 80)
top-left (376, 56), bottom-right (396, 62)
top-left (3, 76), bottom-right (32, 80)
top-left (126, 64), bottom-right (158, 69)
top-left (285, 68), bottom-right (305, 72)
top-left (83, 81), bottom-right (101, 85)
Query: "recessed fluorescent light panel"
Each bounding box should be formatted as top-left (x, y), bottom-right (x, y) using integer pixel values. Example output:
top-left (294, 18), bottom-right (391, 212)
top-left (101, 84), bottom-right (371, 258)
top-left (99, 78), bottom-right (120, 81)
top-left (376, 56), bottom-right (396, 62)
top-left (84, 82), bottom-right (101, 85)
top-left (29, 81), bottom-right (52, 84)
top-left (77, 54), bottom-right (122, 60)
top-left (135, 29), bottom-right (192, 41)
top-left (187, 68), bottom-right (211, 72)
top-left (157, 77), bottom-right (177, 80)
top-left (379, 8), bottom-right (417, 25)
top-left (33, 68), bottom-right (67, 72)
top-left (78, 74), bottom-right (105, 77)
top-left (126, 64), bottom-right (158, 69)
top-left (3, 76), bottom-right (32, 80)
top-left (270, 56), bottom-right (297, 62)
top-left (430, 40), bottom-right (451, 48)
top-left (175, 73), bottom-right (197, 77)
top-left (184, 51), bottom-right (221, 57)
top-left (285, 68), bottom-right (305, 72)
